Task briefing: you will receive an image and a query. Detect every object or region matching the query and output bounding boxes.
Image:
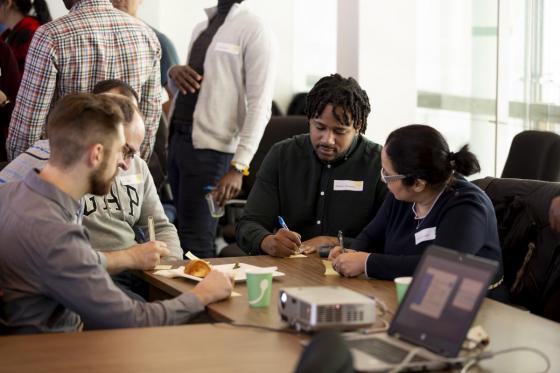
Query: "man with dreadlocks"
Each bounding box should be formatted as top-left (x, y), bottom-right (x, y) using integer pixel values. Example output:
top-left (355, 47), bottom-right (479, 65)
top-left (236, 74), bottom-right (387, 257)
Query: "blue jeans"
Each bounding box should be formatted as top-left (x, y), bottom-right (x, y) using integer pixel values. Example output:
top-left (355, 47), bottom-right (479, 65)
top-left (168, 127), bottom-right (232, 258)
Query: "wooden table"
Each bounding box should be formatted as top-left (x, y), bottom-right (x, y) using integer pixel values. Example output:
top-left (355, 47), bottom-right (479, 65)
top-left (2, 255), bottom-right (559, 372)
top-left (139, 255), bottom-right (398, 329)
top-left (0, 323), bottom-right (302, 373)
top-left (139, 255), bottom-right (560, 372)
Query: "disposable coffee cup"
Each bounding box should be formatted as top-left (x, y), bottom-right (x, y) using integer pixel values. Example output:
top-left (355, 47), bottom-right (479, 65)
top-left (394, 276), bottom-right (413, 304)
top-left (246, 270), bottom-right (273, 308)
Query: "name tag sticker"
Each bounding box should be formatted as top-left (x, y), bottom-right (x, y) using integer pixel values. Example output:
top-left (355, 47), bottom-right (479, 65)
top-left (333, 180), bottom-right (364, 192)
top-left (120, 174), bottom-right (143, 185)
top-left (415, 227), bottom-right (436, 245)
top-left (215, 42), bottom-right (241, 55)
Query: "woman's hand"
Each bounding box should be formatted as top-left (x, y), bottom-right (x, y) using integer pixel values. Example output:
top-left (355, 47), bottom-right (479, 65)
top-left (332, 251), bottom-right (368, 277)
top-left (327, 246), bottom-right (355, 260)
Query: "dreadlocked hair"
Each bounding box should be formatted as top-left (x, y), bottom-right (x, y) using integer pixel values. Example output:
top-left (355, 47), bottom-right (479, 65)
top-left (305, 73), bottom-right (371, 134)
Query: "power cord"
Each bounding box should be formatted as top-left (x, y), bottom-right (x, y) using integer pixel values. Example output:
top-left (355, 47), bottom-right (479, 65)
top-left (384, 346), bottom-right (550, 373)
top-left (386, 348), bottom-right (423, 373)
top-left (211, 321), bottom-right (301, 335)
top-left (460, 347), bottom-right (551, 373)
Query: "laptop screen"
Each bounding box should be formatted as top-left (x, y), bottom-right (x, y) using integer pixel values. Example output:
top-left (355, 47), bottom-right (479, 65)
top-left (388, 245), bottom-right (498, 357)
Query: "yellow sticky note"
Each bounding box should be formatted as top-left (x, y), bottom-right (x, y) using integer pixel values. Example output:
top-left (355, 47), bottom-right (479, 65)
top-left (288, 254), bottom-right (307, 258)
top-left (154, 265), bottom-right (172, 270)
top-left (322, 260), bottom-right (340, 276)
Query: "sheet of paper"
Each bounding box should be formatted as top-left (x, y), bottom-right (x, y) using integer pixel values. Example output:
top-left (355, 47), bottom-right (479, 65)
top-left (322, 260), bottom-right (340, 276)
top-left (154, 264), bottom-right (173, 270)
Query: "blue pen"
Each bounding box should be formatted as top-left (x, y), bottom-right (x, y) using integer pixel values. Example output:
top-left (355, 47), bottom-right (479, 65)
top-left (278, 216), bottom-right (289, 230)
top-left (278, 216), bottom-right (303, 253)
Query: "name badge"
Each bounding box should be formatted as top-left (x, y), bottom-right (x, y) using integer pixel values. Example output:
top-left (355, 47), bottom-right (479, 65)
top-left (333, 180), bottom-right (364, 192)
top-left (415, 227), bottom-right (436, 245)
top-left (120, 173), bottom-right (143, 185)
top-left (215, 42), bottom-right (241, 55)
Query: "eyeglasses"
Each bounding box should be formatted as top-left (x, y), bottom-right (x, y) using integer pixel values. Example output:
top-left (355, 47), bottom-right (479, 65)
top-left (380, 167), bottom-right (407, 183)
top-left (122, 143), bottom-right (137, 161)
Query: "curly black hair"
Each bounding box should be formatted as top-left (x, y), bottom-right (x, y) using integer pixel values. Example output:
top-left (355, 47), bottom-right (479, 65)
top-left (305, 73), bottom-right (371, 134)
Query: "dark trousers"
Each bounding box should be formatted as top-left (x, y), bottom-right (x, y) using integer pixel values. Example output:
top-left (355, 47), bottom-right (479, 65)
top-left (111, 271), bottom-right (148, 302)
top-left (168, 127), bottom-right (232, 258)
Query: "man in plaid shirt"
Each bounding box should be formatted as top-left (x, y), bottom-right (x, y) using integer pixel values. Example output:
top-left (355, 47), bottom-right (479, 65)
top-left (6, 0), bottom-right (161, 161)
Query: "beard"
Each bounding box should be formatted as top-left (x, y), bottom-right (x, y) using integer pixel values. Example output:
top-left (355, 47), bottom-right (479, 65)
top-left (89, 156), bottom-right (118, 196)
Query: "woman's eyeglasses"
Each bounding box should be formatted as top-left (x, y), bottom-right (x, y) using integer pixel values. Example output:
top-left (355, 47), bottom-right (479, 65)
top-left (380, 168), bottom-right (407, 183)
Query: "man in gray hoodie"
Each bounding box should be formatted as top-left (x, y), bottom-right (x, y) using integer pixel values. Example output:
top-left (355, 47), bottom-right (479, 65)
top-left (0, 80), bottom-right (181, 298)
top-left (0, 93), bottom-right (233, 334)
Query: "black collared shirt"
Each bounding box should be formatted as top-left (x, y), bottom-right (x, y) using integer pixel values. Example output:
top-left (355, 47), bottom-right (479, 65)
top-left (236, 134), bottom-right (387, 255)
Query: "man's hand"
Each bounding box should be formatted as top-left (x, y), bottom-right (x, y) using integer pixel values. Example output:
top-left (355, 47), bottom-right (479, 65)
top-left (331, 251), bottom-right (366, 277)
top-left (103, 241), bottom-right (170, 274)
top-left (301, 236), bottom-right (338, 254)
top-left (549, 196), bottom-right (560, 232)
top-left (127, 241), bottom-right (170, 270)
top-left (191, 270), bottom-right (234, 306)
top-left (169, 64), bottom-right (202, 94)
top-left (214, 169), bottom-right (243, 206)
top-left (0, 90), bottom-right (8, 106)
top-left (261, 228), bottom-right (302, 257)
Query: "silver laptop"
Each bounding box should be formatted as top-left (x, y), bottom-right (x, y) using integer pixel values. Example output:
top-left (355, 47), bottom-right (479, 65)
top-left (346, 245), bottom-right (498, 372)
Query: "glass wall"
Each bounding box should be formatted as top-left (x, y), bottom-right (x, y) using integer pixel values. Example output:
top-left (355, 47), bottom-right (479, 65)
top-left (415, 0), bottom-right (498, 177)
top-left (415, 0), bottom-right (560, 177)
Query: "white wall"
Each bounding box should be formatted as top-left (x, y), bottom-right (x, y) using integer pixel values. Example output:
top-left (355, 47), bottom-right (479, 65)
top-left (337, 0), bottom-right (417, 144)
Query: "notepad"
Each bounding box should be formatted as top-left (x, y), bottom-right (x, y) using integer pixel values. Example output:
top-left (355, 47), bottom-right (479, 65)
top-left (322, 260), bottom-right (340, 276)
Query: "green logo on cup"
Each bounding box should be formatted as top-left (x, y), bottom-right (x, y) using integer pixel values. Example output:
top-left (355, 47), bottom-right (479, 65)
top-left (247, 271), bottom-right (273, 308)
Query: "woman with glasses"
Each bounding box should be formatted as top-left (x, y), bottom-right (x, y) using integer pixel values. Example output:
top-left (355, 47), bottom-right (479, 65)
top-left (329, 124), bottom-right (508, 301)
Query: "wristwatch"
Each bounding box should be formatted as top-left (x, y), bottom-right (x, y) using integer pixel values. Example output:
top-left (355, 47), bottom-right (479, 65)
top-left (230, 161), bottom-right (250, 176)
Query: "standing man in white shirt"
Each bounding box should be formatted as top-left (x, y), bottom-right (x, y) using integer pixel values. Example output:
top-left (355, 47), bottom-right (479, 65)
top-left (167, 0), bottom-right (277, 258)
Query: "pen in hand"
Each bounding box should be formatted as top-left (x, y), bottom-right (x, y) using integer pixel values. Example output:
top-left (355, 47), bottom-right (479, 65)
top-left (278, 216), bottom-right (289, 230)
top-left (278, 216), bottom-right (302, 253)
top-left (338, 230), bottom-right (345, 253)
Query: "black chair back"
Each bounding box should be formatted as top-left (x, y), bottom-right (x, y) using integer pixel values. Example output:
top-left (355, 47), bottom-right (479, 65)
top-left (287, 92), bottom-right (308, 116)
top-left (243, 116), bottom-right (309, 197)
top-left (501, 130), bottom-right (560, 181)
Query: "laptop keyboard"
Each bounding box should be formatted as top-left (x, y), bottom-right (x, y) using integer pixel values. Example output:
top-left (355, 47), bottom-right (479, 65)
top-left (347, 338), bottom-right (428, 364)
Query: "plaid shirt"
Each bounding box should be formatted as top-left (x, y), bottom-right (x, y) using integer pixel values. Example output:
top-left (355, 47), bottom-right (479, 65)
top-left (7, 0), bottom-right (162, 161)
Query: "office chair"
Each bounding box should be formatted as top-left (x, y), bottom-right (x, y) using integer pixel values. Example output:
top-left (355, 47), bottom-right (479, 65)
top-left (501, 130), bottom-right (560, 181)
top-left (219, 116), bottom-right (309, 256)
top-left (271, 100), bottom-right (283, 116)
top-left (287, 92), bottom-right (308, 116)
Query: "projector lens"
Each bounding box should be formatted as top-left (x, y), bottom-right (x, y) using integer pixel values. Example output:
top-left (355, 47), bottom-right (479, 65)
top-left (280, 291), bottom-right (287, 307)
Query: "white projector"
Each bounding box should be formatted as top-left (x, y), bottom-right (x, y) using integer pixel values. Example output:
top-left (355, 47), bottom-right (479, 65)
top-left (278, 286), bottom-right (376, 332)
